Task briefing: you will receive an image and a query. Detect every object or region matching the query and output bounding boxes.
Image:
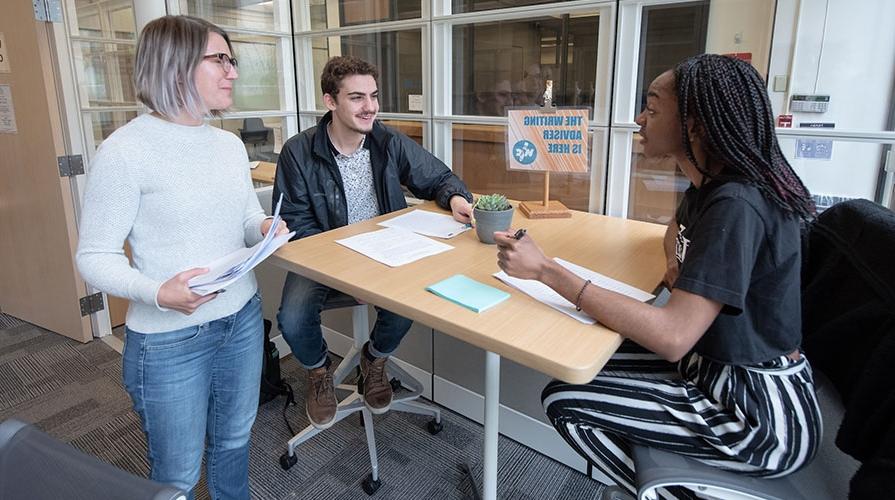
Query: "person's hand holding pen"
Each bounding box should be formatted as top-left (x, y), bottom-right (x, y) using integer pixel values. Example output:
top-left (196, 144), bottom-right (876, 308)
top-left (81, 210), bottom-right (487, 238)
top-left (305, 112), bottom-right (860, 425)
top-left (449, 195), bottom-right (473, 224)
top-left (493, 228), bottom-right (554, 281)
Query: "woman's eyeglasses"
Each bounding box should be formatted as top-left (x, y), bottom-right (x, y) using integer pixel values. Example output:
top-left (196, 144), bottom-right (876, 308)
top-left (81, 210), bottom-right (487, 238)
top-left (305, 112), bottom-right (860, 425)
top-left (203, 53), bottom-right (238, 73)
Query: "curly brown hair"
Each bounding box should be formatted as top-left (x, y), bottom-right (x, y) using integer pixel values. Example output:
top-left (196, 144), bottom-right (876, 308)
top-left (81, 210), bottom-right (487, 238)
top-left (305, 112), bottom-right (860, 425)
top-left (320, 56), bottom-right (379, 100)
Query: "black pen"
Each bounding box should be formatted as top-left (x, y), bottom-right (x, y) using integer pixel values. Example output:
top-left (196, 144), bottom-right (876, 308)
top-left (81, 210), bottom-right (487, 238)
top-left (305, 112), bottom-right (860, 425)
top-left (513, 228), bottom-right (527, 240)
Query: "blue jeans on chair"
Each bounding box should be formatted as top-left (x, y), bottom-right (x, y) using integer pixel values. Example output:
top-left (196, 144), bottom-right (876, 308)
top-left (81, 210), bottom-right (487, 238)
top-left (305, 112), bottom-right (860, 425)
top-left (277, 272), bottom-right (413, 368)
top-left (122, 293), bottom-right (263, 500)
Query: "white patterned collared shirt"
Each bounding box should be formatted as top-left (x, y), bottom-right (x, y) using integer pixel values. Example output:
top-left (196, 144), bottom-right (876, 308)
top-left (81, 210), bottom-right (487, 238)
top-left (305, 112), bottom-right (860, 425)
top-left (332, 135), bottom-right (380, 224)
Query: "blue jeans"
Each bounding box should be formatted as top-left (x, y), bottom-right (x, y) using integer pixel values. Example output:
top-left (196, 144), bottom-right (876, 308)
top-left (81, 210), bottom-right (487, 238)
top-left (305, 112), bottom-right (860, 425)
top-left (123, 293), bottom-right (263, 500)
top-left (277, 272), bottom-right (413, 368)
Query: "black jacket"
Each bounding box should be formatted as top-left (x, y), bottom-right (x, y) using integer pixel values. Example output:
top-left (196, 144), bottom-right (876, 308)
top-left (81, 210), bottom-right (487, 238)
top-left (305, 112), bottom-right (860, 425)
top-left (801, 199), bottom-right (895, 498)
top-left (273, 112), bottom-right (472, 240)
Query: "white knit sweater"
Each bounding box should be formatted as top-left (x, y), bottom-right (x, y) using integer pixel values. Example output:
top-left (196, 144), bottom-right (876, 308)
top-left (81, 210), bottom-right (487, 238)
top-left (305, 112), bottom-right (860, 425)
top-left (76, 113), bottom-right (267, 333)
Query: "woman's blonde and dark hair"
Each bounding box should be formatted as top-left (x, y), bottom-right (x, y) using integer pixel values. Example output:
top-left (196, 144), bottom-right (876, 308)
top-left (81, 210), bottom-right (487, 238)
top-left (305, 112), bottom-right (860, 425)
top-left (134, 15), bottom-right (232, 120)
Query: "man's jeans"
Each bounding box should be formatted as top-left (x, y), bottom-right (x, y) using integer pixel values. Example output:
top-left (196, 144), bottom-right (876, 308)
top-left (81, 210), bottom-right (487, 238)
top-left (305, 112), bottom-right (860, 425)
top-left (123, 293), bottom-right (263, 500)
top-left (277, 272), bottom-right (413, 368)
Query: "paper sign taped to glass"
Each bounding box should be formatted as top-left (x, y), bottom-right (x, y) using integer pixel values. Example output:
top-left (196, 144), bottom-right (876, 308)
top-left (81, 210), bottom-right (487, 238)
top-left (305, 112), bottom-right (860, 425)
top-left (506, 107), bottom-right (589, 172)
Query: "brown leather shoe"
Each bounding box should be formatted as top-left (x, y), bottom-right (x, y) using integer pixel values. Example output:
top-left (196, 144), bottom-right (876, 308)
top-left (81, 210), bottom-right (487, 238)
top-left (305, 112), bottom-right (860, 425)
top-left (306, 365), bottom-right (336, 429)
top-left (360, 347), bottom-right (393, 414)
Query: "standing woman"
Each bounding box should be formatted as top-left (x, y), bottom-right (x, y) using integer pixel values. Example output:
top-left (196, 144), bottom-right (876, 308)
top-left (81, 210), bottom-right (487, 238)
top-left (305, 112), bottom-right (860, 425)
top-left (495, 54), bottom-right (821, 499)
top-left (76, 15), bottom-right (285, 499)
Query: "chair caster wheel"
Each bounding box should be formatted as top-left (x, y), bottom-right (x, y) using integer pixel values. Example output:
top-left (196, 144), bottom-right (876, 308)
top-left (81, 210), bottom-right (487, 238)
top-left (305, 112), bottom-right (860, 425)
top-left (389, 377), bottom-right (401, 392)
top-left (427, 419), bottom-right (443, 435)
top-left (362, 473), bottom-right (381, 495)
top-left (279, 452), bottom-right (297, 470)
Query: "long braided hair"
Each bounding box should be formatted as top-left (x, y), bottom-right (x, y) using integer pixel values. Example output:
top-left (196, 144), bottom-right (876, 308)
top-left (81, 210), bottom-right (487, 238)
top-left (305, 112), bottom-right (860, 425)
top-left (674, 54), bottom-right (816, 220)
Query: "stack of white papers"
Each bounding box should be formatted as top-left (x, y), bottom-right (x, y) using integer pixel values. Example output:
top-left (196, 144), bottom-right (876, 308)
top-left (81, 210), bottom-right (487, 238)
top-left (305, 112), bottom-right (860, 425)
top-left (335, 227), bottom-right (453, 267)
top-left (494, 257), bottom-right (655, 324)
top-left (189, 194), bottom-right (295, 295)
top-left (378, 209), bottom-right (471, 239)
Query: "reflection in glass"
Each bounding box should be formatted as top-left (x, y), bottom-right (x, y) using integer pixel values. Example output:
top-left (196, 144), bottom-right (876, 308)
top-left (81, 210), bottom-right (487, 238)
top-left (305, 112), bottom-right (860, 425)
top-left (628, 133), bottom-right (689, 224)
top-left (215, 117), bottom-right (286, 166)
top-left (230, 35), bottom-right (283, 112)
top-left (636, 2), bottom-right (709, 113)
top-left (308, 0), bottom-right (421, 30)
top-left (453, 124), bottom-right (590, 211)
top-left (74, 0), bottom-right (136, 39)
top-left (180, 0), bottom-right (290, 31)
top-left (452, 0), bottom-right (568, 14)
top-left (311, 31), bottom-right (423, 114)
top-left (453, 15), bottom-right (599, 117)
top-left (381, 120), bottom-right (424, 146)
top-left (74, 42), bottom-right (137, 107)
top-left (88, 110), bottom-right (138, 148)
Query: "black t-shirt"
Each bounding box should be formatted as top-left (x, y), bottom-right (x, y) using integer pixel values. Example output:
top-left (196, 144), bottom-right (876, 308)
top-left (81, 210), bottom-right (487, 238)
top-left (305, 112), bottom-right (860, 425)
top-left (673, 181), bottom-right (802, 364)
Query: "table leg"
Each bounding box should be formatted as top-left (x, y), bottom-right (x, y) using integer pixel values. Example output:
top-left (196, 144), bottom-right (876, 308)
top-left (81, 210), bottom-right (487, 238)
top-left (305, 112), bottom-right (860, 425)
top-left (483, 351), bottom-right (500, 500)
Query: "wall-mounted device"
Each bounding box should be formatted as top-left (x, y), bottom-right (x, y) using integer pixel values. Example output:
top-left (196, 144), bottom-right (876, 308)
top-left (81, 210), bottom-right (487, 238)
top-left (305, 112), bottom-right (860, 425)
top-left (790, 94), bottom-right (830, 113)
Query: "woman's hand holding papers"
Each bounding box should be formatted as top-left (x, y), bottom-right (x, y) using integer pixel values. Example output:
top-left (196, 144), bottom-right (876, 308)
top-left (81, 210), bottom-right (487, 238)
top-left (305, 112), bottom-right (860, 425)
top-left (157, 268), bottom-right (218, 314)
top-left (261, 218), bottom-right (289, 237)
top-left (450, 195), bottom-right (473, 224)
top-left (494, 230), bottom-right (554, 281)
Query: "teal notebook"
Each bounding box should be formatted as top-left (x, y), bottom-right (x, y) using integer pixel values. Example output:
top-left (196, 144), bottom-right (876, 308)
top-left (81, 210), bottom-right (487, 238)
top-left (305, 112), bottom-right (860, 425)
top-left (426, 274), bottom-right (510, 313)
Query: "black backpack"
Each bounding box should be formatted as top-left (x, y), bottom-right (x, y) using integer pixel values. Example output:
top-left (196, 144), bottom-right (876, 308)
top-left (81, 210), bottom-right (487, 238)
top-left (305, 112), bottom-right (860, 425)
top-left (260, 319), bottom-right (294, 405)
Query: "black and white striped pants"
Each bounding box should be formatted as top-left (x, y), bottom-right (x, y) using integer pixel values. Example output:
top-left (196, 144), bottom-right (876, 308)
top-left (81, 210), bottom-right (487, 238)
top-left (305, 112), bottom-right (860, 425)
top-left (542, 341), bottom-right (822, 499)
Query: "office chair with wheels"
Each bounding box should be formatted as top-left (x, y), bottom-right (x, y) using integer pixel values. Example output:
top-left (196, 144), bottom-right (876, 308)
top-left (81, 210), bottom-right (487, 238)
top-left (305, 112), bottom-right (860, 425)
top-left (277, 293), bottom-right (443, 495)
top-left (0, 418), bottom-right (187, 500)
top-left (630, 199), bottom-right (895, 499)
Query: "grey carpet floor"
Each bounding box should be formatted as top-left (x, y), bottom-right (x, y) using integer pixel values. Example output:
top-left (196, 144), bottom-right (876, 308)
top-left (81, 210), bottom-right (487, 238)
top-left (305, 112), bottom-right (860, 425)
top-left (0, 314), bottom-right (604, 499)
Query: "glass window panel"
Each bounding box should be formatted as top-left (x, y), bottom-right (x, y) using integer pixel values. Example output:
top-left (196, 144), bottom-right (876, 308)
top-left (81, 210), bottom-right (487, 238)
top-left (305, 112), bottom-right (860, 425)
top-left (453, 14), bottom-right (599, 117)
top-left (311, 31), bottom-right (423, 114)
top-left (629, 0), bottom-right (777, 222)
top-left (308, 0), bottom-right (421, 30)
top-left (74, 0), bottom-right (136, 39)
top-left (73, 41), bottom-right (137, 107)
top-left (453, 0), bottom-right (571, 15)
top-left (230, 34), bottom-right (284, 112)
top-left (87, 110), bottom-right (138, 149)
top-left (381, 120), bottom-right (424, 146)
top-left (628, 134), bottom-right (893, 223)
top-left (453, 124), bottom-right (591, 211)
top-left (628, 133), bottom-right (689, 224)
top-left (180, 0), bottom-right (291, 32)
top-left (214, 116), bottom-right (286, 166)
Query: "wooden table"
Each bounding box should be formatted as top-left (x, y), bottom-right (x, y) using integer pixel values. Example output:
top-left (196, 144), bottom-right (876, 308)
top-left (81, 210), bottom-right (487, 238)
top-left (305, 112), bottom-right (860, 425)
top-left (250, 161), bottom-right (276, 184)
top-left (270, 202), bottom-right (666, 499)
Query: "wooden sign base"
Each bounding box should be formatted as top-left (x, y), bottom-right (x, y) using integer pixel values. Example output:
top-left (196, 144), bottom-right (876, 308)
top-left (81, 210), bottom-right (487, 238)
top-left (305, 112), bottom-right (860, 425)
top-left (519, 200), bottom-right (572, 219)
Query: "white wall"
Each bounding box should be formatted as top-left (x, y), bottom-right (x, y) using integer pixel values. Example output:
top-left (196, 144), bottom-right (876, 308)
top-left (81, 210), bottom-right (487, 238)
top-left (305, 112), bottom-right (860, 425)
top-left (769, 0), bottom-right (895, 200)
top-left (705, 0), bottom-right (775, 75)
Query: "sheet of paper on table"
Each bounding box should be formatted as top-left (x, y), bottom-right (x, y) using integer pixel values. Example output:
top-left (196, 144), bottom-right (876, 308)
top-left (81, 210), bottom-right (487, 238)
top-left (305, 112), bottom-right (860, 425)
top-left (335, 227), bottom-right (453, 267)
top-left (494, 257), bottom-right (655, 324)
top-left (378, 209), bottom-right (471, 239)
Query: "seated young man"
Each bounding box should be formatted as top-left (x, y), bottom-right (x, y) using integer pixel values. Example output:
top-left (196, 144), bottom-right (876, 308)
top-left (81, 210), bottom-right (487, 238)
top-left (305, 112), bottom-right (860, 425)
top-left (273, 55), bottom-right (473, 429)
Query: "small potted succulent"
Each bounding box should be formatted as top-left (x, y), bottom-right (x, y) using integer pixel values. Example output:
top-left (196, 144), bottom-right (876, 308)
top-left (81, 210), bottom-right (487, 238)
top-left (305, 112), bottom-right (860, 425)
top-left (473, 193), bottom-right (514, 244)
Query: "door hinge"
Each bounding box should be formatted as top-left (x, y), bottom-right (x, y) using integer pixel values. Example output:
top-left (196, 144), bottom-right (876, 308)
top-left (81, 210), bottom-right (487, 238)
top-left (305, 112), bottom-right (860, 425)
top-left (58, 155), bottom-right (84, 177)
top-left (79, 293), bottom-right (105, 317)
top-left (34, 0), bottom-right (63, 23)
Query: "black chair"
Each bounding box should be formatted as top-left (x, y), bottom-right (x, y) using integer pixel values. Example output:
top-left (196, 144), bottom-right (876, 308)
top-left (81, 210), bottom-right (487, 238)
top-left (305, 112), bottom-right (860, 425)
top-left (0, 418), bottom-right (187, 500)
top-left (239, 118), bottom-right (276, 162)
top-left (628, 199), bottom-right (895, 499)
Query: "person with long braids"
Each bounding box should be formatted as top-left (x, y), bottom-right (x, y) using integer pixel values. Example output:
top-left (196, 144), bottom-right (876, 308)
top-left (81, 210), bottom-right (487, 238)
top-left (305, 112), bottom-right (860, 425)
top-left (493, 54), bottom-right (821, 498)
